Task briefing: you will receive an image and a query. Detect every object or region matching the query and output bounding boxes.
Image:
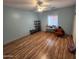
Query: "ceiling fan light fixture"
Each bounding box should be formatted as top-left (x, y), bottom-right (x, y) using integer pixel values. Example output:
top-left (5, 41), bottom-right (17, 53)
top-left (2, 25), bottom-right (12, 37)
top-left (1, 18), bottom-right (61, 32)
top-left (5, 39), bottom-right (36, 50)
top-left (37, 7), bottom-right (43, 12)
top-left (37, 5), bottom-right (47, 12)
top-left (35, 0), bottom-right (47, 12)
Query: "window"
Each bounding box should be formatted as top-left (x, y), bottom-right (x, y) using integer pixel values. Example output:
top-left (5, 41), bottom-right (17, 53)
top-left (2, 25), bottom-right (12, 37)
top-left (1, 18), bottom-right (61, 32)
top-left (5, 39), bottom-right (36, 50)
top-left (48, 15), bottom-right (58, 27)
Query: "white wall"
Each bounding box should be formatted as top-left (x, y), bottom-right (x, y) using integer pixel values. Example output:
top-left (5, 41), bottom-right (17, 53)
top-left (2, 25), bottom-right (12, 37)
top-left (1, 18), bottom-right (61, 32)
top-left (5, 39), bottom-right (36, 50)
top-left (4, 6), bottom-right (38, 44)
top-left (3, 6), bottom-right (75, 44)
top-left (37, 6), bottom-right (75, 34)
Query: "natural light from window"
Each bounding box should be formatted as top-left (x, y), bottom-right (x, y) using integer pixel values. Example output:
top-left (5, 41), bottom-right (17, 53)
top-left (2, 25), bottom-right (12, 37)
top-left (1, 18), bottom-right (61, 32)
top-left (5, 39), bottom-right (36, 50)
top-left (48, 15), bottom-right (58, 27)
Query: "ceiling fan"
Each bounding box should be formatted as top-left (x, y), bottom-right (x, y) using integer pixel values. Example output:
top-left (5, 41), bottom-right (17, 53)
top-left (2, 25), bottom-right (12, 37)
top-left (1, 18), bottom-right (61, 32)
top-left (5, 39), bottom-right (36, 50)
top-left (33, 0), bottom-right (50, 12)
top-left (33, 0), bottom-right (65, 12)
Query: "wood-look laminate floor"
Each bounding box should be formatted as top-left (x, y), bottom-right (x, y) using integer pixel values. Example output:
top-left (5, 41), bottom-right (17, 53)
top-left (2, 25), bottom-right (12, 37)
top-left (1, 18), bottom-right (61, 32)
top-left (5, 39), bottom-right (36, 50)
top-left (4, 32), bottom-right (75, 59)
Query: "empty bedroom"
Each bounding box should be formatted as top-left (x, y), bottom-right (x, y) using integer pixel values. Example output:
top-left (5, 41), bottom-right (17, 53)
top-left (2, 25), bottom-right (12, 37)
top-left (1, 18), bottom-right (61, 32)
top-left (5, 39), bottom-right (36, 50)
top-left (3, 0), bottom-right (76, 59)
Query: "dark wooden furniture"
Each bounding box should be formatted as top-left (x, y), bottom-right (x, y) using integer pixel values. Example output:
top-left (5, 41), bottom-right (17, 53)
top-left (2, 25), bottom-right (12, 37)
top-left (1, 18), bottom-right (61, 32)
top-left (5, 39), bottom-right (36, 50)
top-left (30, 30), bottom-right (37, 34)
top-left (34, 20), bottom-right (41, 31)
top-left (30, 20), bottom-right (41, 34)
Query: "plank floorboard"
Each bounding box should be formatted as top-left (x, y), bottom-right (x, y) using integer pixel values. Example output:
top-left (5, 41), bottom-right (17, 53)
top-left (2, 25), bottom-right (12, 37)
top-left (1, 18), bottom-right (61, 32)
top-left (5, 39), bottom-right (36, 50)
top-left (4, 32), bottom-right (75, 59)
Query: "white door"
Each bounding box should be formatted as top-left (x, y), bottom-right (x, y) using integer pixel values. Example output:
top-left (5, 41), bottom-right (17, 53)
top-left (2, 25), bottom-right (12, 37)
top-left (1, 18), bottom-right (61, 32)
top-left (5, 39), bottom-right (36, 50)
top-left (73, 15), bottom-right (76, 45)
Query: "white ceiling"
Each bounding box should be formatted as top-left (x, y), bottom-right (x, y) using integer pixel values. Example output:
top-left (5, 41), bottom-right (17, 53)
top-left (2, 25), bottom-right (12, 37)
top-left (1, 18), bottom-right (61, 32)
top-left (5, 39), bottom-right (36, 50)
top-left (4, 0), bottom-right (76, 11)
